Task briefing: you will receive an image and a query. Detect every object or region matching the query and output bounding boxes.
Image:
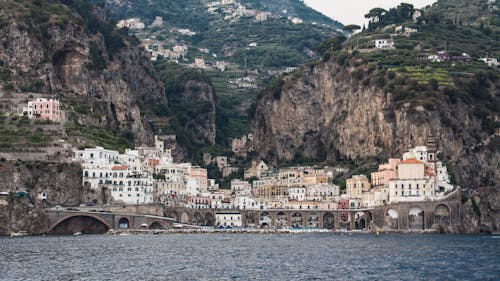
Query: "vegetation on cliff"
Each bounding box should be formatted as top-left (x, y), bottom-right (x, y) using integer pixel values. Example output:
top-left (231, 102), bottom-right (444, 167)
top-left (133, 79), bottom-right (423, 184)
top-left (251, 0), bottom-right (499, 188)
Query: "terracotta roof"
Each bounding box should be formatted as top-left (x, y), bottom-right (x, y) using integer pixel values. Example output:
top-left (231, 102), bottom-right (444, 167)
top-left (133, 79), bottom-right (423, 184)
top-left (112, 165), bottom-right (128, 170)
top-left (400, 159), bottom-right (423, 164)
top-left (148, 159), bottom-right (160, 165)
top-left (425, 169), bottom-right (435, 176)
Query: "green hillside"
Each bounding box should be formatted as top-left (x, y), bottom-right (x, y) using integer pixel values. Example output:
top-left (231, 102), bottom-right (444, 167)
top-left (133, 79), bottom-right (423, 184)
top-left (321, 0), bottom-right (499, 135)
top-left (104, 0), bottom-right (343, 152)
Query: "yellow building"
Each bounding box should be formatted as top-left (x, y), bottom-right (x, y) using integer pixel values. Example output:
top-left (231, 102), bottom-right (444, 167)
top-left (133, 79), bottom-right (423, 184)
top-left (346, 175), bottom-right (371, 196)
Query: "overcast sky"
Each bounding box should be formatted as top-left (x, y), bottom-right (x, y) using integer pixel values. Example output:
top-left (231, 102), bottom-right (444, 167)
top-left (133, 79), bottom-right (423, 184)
top-left (304, 0), bottom-right (438, 26)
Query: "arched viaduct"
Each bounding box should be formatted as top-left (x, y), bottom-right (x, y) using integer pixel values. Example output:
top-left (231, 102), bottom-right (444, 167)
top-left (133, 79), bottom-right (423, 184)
top-left (164, 191), bottom-right (462, 231)
top-left (45, 210), bottom-right (175, 234)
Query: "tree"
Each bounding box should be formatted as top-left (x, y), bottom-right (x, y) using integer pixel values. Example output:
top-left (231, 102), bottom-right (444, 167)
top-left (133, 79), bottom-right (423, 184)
top-left (365, 8), bottom-right (387, 22)
top-left (317, 35), bottom-right (347, 54)
top-left (343, 24), bottom-right (361, 34)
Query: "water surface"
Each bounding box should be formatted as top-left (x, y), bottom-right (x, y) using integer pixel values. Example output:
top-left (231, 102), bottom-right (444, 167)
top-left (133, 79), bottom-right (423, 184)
top-left (1, 234), bottom-right (499, 280)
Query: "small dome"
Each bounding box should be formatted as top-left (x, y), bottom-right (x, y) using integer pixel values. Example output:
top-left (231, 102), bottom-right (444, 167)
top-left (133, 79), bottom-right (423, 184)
top-left (403, 152), bottom-right (417, 160)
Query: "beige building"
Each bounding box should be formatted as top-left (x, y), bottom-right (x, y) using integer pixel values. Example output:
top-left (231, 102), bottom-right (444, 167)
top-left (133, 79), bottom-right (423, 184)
top-left (190, 167), bottom-right (208, 190)
top-left (388, 153), bottom-right (435, 203)
top-left (371, 158), bottom-right (400, 187)
top-left (279, 169), bottom-right (304, 187)
top-left (244, 160), bottom-right (269, 179)
top-left (346, 175), bottom-right (370, 196)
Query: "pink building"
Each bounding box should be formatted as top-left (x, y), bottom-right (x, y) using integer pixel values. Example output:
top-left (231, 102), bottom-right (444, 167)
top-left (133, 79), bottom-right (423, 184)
top-left (371, 158), bottom-right (400, 187)
top-left (22, 98), bottom-right (61, 122)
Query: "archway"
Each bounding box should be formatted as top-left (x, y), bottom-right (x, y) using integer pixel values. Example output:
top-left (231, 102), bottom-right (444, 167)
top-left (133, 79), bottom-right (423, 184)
top-left (307, 213), bottom-right (319, 228)
top-left (193, 212), bottom-right (203, 226)
top-left (355, 211), bottom-right (367, 230)
top-left (276, 212), bottom-right (288, 228)
top-left (323, 212), bottom-right (335, 229)
top-left (259, 212), bottom-right (271, 228)
top-left (385, 209), bottom-right (399, 229)
top-left (356, 218), bottom-right (366, 230)
top-left (165, 211), bottom-right (178, 222)
top-left (204, 213), bottom-right (215, 226)
top-left (434, 204), bottom-right (450, 225)
top-left (291, 212), bottom-right (303, 228)
top-left (118, 217), bottom-right (130, 229)
top-left (245, 212), bottom-right (256, 226)
top-left (49, 215), bottom-right (110, 235)
top-left (180, 212), bottom-right (190, 224)
top-left (149, 222), bottom-right (163, 230)
top-left (409, 207), bottom-right (425, 230)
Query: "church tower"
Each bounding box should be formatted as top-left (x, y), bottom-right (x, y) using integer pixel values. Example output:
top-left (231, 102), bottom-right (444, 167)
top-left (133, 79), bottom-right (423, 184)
top-left (426, 135), bottom-right (437, 171)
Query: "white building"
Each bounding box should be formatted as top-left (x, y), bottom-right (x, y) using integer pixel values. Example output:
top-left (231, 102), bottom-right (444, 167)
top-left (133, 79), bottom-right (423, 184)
top-left (215, 212), bottom-right (242, 228)
top-left (479, 58), bottom-right (498, 67)
top-left (74, 146), bottom-right (119, 165)
top-left (288, 186), bottom-right (306, 201)
top-left (231, 179), bottom-right (251, 196)
top-left (108, 167), bottom-right (154, 205)
top-left (388, 153), bottom-right (435, 203)
top-left (375, 39), bottom-right (395, 49)
top-left (305, 184), bottom-right (339, 201)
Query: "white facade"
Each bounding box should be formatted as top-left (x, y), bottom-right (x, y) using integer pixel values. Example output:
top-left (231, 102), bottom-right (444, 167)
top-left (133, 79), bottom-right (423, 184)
top-left (479, 58), bottom-right (498, 67)
top-left (231, 179), bottom-right (251, 196)
top-left (109, 171), bottom-right (154, 205)
top-left (74, 146), bottom-right (119, 165)
top-left (215, 212), bottom-right (242, 227)
top-left (375, 39), bottom-right (395, 49)
top-left (289, 186), bottom-right (306, 201)
top-left (305, 184), bottom-right (339, 201)
top-left (389, 179), bottom-right (435, 203)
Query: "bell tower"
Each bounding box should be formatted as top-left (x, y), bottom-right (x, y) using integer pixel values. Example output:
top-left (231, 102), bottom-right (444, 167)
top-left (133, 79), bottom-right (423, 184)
top-left (427, 135), bottom-right (437, 170)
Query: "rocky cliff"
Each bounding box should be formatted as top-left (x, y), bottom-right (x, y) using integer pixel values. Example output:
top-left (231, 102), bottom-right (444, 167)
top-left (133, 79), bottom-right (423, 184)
top-left (460, 186), bottom-right (500, 234)
top-left (0, 0), bottom-right (166, 145)
top-left (0, 161), bottom-right (102, 235)
top-left (251, 57), bottom-right (499, 188)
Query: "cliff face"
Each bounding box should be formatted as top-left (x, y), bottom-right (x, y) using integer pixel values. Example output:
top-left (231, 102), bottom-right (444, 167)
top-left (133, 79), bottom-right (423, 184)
top-left (252, 60), bottom-right (499, 188)
top-left (0, 161), bottom-right (96, 235)
top-left (177, 80), bottom-right (216, 144)
top-left (460, 187), bottom-right (500, 234)
top-left (0, 0), bottom-right (166, 145)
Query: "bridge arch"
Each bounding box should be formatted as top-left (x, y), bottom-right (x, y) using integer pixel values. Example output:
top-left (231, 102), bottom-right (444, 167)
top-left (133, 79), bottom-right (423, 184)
top-left (291, 212), bottom-right (303, 228)
top-left (205, 213), bottom-right (215, 226)
top-left (385, 208), bottom-right (399, 229)
top-left (48, 214), bottom-right (112, 235)
top-left (193, 212), bottom-right (203, 226)
top-left (434, 204), bottom-right (451, 226)
top-left (409, 207), bottom-right (425, 230)
top-left (118, 217), bottom-right (130, 229)
top-left (180, 212), bottom-right (190, 224)
top-left (164, 211), bottom-right (179, 222)
top-left (276, 212), bottom-right (288, 228)
top-left (307, 212), bottom-right (319, 228)
top-left (355, 211), bottom-right (368, 230)
top-left (149, 221), bottom-right (164, 230)
top-left (259, 212), bottom-right (271, 228)
top-left (323, 212), bottom-right (335, 229)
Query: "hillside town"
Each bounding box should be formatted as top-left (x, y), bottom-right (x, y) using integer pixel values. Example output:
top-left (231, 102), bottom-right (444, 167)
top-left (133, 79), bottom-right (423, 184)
top-left (73, 136), bottom-right (456, 214)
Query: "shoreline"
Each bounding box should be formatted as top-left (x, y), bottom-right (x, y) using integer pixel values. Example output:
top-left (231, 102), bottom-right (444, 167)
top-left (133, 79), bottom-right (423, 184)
top-left (105, 228), bottom-right (441, 235)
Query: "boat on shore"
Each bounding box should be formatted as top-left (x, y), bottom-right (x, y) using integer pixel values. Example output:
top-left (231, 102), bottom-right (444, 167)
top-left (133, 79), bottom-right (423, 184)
top-left (10, 231), bottom-right (30, 237)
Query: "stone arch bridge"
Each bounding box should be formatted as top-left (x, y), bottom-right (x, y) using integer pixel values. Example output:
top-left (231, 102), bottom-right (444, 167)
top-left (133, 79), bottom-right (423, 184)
top-left (45, 210), bottom-right (175, 234)
top-left (45, 191), bottom-right (461, 233)
top-left (165, 191), bottom-right (462, 231)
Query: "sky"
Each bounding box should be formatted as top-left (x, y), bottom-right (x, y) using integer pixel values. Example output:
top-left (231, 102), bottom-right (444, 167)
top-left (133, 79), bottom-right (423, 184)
top-left (303, 0), bottom-right (438, 26)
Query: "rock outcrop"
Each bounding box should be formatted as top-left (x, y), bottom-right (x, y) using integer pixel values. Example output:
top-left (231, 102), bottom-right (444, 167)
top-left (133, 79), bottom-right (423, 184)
top-left (460, 186), bottom-right (500, 234)
top-left (252, 59), bottom-right (499, 188)
top-left (0, 0), bottom-right (166, 145)
top-left (0, 161), bottom-right (94, 235)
